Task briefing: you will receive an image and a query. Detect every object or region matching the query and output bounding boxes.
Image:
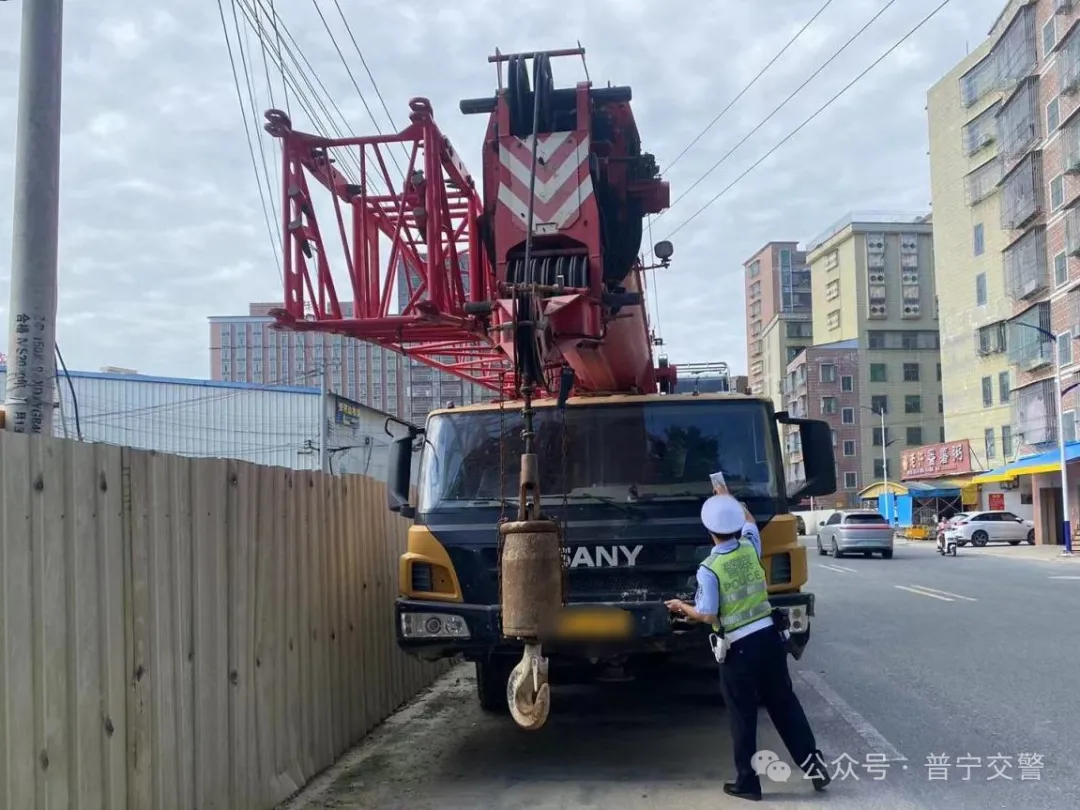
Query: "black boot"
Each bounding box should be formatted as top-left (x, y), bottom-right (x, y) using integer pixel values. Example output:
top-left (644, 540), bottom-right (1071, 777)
top-left (723, 783), bottom-right (763, 801)
top-left (804, 750), bottom-right (832, 791)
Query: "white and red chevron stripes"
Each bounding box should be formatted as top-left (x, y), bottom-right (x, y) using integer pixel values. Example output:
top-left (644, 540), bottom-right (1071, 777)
top-left (496, 131), bottom-right (594, 233)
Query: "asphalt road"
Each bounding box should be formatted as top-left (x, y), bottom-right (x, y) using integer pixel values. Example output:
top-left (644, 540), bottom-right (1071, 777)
top-left (284, 541), bottom-right (1080, 809)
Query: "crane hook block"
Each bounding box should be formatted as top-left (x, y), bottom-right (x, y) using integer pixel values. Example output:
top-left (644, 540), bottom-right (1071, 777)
top-left (507, 642), bottom-right (551, 730)
top-left (499, 519), bottom-right (563, 639)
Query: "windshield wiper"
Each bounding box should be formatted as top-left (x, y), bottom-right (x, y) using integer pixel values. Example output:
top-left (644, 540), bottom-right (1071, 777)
top-left (566, 493), bottom-right (646, 520)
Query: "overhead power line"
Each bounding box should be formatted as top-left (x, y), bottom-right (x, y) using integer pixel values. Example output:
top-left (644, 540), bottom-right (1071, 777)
top-left (663, 0), bottom-right (956, 241)
top-left (308, 0), bottom-right (405, 181)
top-left (216, 0), bottom-right (282, 278)
top-left (665, 0), bottom-right (837, 174)
top-left (329, 0), bottom-right (412, 166)
top-left (659, 0), bottom-right (900, 219)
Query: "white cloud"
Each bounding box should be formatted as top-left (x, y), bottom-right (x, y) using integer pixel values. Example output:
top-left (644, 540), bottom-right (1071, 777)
top-left (0, 0), bottom-right (1006, 378)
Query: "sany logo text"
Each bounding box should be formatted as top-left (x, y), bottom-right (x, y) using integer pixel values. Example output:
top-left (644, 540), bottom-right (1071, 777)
top-left (562, 545), bottom-right (643, 568)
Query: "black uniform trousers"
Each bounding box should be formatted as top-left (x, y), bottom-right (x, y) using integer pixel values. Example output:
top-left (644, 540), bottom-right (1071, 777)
top-left (718, 624), bottom-right (820, 793)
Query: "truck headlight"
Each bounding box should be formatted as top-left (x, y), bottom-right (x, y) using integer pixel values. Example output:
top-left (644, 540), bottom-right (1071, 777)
top-left (400, 611), bottom-right (470, 639)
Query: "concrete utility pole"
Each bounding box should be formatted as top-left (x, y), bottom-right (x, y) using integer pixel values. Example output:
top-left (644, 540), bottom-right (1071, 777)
top-left (319, 363), bottom-right (330, 474)
top-left (4, 0), bottom-right (64, 435)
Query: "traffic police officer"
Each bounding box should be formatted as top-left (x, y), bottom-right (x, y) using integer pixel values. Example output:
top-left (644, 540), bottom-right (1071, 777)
top-left (665, 494), bottom-right (831, 801)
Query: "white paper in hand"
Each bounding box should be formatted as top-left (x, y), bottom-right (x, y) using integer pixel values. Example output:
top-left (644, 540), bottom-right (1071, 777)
top-left (709, 471), bottom-right (727, 490)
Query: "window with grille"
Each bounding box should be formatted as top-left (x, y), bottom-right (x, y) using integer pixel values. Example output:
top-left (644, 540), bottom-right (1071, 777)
top-left (1000, 154), bottom-right (1043, 231)
top-left (1003, 227), bottom-right (1048, 300)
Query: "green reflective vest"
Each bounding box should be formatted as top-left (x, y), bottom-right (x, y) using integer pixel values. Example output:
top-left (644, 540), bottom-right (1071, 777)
top-left (701, 539), bottom-right (772, 634)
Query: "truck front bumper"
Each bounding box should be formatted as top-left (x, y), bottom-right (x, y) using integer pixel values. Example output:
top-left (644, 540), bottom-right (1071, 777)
top-left (396, 590), bottom-right (815, 662)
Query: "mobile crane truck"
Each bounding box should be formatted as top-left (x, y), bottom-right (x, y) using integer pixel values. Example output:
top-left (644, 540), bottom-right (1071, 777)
top-left (262, 46), bottom-right (836, 731)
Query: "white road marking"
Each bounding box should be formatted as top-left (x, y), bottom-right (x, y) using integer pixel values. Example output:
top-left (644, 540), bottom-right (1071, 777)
top-left (894, 585), bottom-right (953, 602)
top-left (1049, 575), bottom-right (1080, 580)
top-left (797, 670), bottom-right (908, 762)
top-left (904, 584), bottom-right (978, 602)
top-left (820, 563), bottom-right (858, 573)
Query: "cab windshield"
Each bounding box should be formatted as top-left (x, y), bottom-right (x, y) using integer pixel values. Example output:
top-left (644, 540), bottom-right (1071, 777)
top-left (416, 399), bottom-right (781, 512)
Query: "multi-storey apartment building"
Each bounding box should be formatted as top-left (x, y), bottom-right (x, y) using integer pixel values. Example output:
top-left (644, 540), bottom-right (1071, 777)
top-left (783, 340), bottom-right (863, 506)
top-left (396, 256), bottom-right (492, 425)
top-left (804, 215), bottom-right (944, 496)
top-left (928, 34), bottom-right (1016, 468)
top-left (209, 302), bottom-right (410, 418)
top-left (929, 0), bottom-right (1080, 467)
top-left (210, 258), bottom-right (492, 425)
top-left (743, 242), bottom-right (813, 408)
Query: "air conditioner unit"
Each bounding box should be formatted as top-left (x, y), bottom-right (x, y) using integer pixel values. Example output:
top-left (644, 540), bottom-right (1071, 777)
top-left (902, 272), bottom-right (919, 284)
top-left (979, 132), bottom-right (994, 148)
top-left (903, 304), bottom-right (921, 318)
top-left (869, 272), bottom-right (886, 283)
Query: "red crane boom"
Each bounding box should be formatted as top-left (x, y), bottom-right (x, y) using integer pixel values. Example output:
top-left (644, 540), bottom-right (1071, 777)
top-left (263, 47), bottom-right (675, 398)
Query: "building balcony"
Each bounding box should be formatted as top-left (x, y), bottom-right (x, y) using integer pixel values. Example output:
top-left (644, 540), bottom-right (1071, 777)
top-left (1007, 301), bottom-right (1054, 372)
top-left (999, 152), bottom-right (1043, 231)
top-left (963, 102), bottom-right (1000, 156)
top-left (1060, 29), bottom-right (1080, 96)
top-left (1003, 227), bottom-right (1048, 301)
top-left (996, 77), bottom-right (1040, 167)
top-left (965, 158), bottom-right (1002, 206)
top-left (1012, 378), bottom-right (1058, 447)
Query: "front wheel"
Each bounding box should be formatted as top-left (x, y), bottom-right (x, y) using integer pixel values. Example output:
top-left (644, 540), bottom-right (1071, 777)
top-left (881, 549), bottom-right (893, 559)
top-left (1027, 530), bottom-right (1036, 545)
top-left (971, 531), bottom-right (989, 547)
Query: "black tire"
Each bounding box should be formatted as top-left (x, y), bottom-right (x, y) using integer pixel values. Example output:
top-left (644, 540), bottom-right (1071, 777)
top-left (971, 531), bottom-right (989, 547)
top-left (832, 539), bottom-right (844, 559)
top-left (881, 549), bottom-right (893, 559)
top-left (476, 658), bottom-right (511, 714)
top-left (817, 536), bottom-right (827, 556)
top-left (1008, 540), bottom-right (1021, 546)
top-left (1027, 530), bottom-right (1036, 545)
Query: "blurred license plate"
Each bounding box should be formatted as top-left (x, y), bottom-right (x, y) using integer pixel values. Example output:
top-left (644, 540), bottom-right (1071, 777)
top-left (553, 607), bottom-right (633, 639)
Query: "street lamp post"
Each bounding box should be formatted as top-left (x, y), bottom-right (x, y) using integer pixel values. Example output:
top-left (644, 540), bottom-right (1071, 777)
top-left (1012, 321), bottom-right (1073, 556)
top-left (862, 405), bottom-right (892, 522)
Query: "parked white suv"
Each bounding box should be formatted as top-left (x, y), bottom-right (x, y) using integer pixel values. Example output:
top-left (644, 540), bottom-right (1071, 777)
top-left (945, 510), bottom-right (1035, 547)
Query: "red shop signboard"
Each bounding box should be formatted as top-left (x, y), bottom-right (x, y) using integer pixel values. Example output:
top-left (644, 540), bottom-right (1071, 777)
top-left (901, 440), bottom-right (973, 480)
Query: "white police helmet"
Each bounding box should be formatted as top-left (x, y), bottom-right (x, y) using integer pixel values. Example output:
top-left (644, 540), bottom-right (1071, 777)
top-left (701, 494), bottom-right (746, 536)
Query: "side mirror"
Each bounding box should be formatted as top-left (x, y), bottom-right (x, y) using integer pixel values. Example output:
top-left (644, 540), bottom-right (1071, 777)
top-left (387, 432), bottom-right (416, 518)
top-left (777, 414), bottom-right (837, 501)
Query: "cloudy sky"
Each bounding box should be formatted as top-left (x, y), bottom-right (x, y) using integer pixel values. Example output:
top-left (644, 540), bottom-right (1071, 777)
top-left (0, 0), bottom-right (1007, 379)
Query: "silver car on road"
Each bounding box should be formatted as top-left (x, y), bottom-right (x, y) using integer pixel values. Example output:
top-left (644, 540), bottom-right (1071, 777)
top-left (817, 510), bottom-right (895, 559)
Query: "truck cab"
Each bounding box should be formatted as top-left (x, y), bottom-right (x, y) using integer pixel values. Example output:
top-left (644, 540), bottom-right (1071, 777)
top-left (386, 392), bottom-right (836, 710)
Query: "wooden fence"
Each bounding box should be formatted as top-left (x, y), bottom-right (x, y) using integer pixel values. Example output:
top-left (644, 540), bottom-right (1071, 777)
top-left (0, 431), bottom-right (450, 810)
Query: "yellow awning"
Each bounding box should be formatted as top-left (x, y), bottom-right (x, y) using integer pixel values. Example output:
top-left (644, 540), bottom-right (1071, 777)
top-left (857, 481), bottom-right (907, 499)
top-left (1016, 462), bottom-right (1064, 476)
top-left (971, 469), bottom-right (1017, 484)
